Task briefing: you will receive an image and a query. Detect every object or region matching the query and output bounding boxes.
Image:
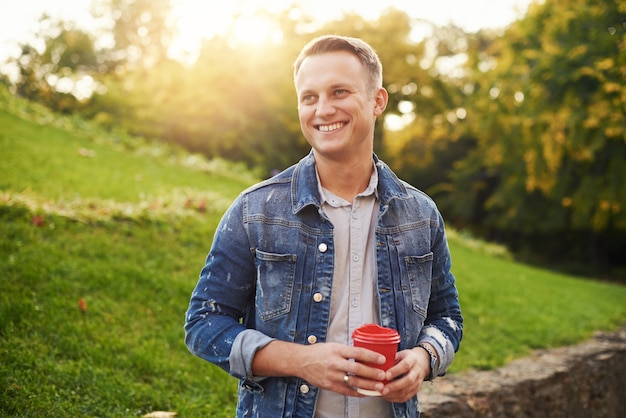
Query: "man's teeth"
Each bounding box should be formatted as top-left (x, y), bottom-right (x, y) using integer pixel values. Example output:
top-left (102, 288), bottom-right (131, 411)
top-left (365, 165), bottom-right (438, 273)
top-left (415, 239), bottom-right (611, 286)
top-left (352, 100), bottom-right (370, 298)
top-left (318, 123), bottom-right (344, 132)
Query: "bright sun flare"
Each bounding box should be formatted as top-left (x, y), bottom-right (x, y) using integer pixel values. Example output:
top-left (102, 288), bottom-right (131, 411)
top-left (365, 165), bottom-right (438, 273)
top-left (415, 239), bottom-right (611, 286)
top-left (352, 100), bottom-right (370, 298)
top-left (169, 1), bottom-right (288, 61)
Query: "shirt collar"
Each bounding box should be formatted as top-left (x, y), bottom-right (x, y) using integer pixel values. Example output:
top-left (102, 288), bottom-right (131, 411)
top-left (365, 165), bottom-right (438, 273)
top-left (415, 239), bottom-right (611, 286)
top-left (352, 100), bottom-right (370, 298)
top-left (316, 160), bottom-right (379, 207)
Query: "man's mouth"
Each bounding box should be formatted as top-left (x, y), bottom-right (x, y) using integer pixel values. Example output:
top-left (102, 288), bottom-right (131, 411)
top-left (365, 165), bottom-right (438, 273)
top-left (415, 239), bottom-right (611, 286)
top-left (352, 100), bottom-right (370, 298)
top-left (317, 122), bottom-right (346, 132)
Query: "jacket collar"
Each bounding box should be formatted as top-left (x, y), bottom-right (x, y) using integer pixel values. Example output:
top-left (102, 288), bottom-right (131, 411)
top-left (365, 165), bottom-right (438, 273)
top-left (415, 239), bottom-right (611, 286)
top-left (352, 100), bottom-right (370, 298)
top-left (291, 151), bottom-right (409, 214)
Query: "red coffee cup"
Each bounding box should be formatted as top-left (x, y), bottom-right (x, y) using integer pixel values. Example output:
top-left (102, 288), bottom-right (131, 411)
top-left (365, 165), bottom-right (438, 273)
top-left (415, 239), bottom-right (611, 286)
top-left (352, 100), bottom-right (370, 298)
top-left (352, 324), bottom-right (401, 395)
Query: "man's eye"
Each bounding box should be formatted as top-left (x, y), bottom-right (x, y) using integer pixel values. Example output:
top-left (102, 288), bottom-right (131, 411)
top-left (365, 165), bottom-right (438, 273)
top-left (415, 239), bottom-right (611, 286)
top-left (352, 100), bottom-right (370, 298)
top-left (302, 95), bottom-right (316, 103)
top-left (334, 89), bottom-right (349, 96)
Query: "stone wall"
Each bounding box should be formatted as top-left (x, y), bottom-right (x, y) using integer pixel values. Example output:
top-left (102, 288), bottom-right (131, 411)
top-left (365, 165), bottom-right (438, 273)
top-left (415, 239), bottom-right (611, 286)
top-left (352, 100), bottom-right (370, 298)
top-left (419, 327), bottom-right (626, 417)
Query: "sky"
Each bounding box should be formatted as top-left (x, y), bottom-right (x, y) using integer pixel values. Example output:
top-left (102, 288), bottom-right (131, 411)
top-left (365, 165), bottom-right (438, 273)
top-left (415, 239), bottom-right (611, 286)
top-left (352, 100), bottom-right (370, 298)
top-left (0, 0), bottom-right (535, 63)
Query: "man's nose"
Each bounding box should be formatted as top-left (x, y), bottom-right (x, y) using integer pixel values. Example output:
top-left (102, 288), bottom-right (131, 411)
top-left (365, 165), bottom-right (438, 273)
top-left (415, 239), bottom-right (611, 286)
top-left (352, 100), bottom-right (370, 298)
top-left (316, 96), bottom-right (336, 116)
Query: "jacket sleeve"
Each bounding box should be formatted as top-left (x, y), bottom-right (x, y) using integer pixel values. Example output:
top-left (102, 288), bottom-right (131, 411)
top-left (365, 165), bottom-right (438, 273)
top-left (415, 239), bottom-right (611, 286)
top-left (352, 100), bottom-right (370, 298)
top-left (417, 211), bottom-right (463, 378)
top-left (184, 196), bottom-right (273, 385)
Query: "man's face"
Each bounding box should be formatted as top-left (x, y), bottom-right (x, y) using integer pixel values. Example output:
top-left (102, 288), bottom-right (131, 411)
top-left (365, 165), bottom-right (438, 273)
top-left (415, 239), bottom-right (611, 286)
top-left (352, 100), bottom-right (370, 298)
top-left (295, 51), bottom-right (387, 163)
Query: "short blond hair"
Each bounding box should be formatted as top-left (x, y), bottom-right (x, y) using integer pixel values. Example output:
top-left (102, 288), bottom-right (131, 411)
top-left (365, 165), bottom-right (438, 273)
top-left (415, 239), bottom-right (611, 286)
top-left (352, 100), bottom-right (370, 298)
top-left (293, 35), bottom-right (383, 94)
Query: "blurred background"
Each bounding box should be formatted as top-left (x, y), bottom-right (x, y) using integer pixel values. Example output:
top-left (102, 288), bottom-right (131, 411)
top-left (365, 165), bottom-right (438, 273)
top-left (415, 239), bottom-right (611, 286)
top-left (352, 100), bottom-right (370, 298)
top-left (1, 0), bottom-right (625, 280)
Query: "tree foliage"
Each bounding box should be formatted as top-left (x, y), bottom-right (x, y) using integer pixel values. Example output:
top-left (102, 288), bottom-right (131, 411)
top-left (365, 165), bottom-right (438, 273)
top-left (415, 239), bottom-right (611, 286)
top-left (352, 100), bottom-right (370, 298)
top-left (439, 0), bottom-right (626, 267)
top-left (8, 15), bottom-right (99, 112)
top-left (91, 0), bottom-right (175, 71)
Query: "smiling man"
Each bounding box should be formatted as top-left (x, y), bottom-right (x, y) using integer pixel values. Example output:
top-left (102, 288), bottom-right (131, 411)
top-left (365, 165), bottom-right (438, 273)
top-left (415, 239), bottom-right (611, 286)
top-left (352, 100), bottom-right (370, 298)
top-left (185, 35), bottom-right (463, 418)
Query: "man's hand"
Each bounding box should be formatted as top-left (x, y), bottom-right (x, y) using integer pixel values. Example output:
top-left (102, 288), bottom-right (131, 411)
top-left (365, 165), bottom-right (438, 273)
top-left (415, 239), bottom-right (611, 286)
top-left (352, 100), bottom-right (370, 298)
top-left (377, 346), bottom-right (433, 403)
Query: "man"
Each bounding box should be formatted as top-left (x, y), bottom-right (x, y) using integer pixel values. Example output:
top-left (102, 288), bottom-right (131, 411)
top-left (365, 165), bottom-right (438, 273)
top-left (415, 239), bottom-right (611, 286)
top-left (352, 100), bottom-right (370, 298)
top-left (185, 35), bottom-right (463, 417)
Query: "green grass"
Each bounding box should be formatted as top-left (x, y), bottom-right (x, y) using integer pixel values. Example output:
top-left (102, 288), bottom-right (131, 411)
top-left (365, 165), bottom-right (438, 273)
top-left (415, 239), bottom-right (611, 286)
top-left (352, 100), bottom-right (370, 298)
top-left (0, 206), bottom-right (238, 417)
top-left (1, 87), bottom-right (626, 416)
top-left (447, 238), bottom-right (626, 372)
top-left (0, 109), bottom-right (253, 203)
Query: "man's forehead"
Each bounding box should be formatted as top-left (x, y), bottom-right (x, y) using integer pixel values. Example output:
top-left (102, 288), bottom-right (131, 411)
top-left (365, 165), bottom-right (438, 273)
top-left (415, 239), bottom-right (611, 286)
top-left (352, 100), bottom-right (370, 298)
top-left (295, 52), bottom-right (366, 88)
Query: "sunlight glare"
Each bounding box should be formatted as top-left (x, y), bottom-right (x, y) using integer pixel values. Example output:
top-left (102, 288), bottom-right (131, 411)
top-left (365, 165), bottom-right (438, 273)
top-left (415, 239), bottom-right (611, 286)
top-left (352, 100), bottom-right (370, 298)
top-left (169, 1), bottom-right (285, 63)
top-left (231, 14), bottom-right (283, 46)
top-left (168, 1), bottom-right (231, 62)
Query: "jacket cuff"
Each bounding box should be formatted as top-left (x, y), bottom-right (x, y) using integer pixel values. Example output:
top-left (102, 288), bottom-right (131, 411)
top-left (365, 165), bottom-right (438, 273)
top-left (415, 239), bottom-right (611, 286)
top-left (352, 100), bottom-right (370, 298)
top-left (229, 329), bottom-right (275, 391)
top-left (418, 325), bottom-right (455, 378)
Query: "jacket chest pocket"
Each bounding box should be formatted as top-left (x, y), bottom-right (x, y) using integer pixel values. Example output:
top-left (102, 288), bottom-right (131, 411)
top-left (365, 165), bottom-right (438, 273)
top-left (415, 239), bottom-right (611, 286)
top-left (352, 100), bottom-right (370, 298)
top-left (253, 249), bottom-right (297, 321)
top-left (404, 253), bottom-right (433, 317)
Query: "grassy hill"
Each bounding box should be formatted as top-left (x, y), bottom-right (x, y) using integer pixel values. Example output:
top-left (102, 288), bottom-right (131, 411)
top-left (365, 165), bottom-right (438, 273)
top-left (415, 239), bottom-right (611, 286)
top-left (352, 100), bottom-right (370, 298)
top-left (2, 88), bottom-right (626, 417)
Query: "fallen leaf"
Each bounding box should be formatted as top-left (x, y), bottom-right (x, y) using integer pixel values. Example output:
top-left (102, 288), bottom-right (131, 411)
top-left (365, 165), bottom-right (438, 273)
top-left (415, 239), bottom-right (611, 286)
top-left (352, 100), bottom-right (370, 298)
top-left (197, 198), bottom-right (206, 212)
top-left (78, 148), bottom-right (96, 157)
top-left (142, 412), bottom-right (178, 418)
top-left (78, 298), bottom-right (87, 313)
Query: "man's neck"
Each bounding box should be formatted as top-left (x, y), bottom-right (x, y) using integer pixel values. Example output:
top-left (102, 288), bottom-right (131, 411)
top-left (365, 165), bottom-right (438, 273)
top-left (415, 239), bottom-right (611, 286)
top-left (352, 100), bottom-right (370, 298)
top-left (315, 154), bottom-right (374, 202)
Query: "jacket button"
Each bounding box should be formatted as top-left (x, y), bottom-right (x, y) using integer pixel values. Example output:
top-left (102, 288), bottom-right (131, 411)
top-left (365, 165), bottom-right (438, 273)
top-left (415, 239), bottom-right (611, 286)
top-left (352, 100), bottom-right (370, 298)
top-left (307, 335), bottom-right (317, 344)
top-left (318, 243), bottom-right (328, 252)
top-left (300, 384), bottom-right (310, 394)
top-left (313, 292), bottom-right (323, 302)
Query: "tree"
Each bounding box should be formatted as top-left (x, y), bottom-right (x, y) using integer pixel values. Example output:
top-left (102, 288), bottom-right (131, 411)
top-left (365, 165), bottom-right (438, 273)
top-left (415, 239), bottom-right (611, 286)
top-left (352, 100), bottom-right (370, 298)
top-left (445, 0), bottom-right (626, 268)
top-left (91, 0), bottom-right (174, 72)
top-left (379, 19), bottom-right (476, 193)
top-left (7, 14), bottom-right (99, 112)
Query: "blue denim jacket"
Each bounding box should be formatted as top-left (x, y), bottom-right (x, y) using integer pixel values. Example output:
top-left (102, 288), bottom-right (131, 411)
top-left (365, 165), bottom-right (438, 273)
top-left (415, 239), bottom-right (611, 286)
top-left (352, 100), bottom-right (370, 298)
top-left (185, 152), bottom-right (463, 417)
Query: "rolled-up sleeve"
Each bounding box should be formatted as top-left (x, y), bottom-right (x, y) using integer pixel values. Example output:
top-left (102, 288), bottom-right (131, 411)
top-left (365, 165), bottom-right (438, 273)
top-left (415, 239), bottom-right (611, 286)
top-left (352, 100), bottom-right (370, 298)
top-left (418, 213), bottom-right (463, 377)
top-left (229, 329), bottom-right (276, 390)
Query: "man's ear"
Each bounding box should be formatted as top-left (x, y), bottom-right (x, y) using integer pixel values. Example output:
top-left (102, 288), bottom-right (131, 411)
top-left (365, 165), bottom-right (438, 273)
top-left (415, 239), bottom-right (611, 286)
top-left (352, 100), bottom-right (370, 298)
top-left (373, 87), bottom-right (388, 117)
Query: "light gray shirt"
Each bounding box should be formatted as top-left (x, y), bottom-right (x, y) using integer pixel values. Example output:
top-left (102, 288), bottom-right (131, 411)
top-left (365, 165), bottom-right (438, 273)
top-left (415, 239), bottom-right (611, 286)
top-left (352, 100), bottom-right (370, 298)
top-left (314, 166), bottom-right (394, 418)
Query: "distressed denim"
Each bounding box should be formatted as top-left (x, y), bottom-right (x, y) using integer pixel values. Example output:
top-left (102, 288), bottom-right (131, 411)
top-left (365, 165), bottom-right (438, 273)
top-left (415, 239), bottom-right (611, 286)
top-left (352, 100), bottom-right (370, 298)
top-left (185, 152), bottom-right (463, 418)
